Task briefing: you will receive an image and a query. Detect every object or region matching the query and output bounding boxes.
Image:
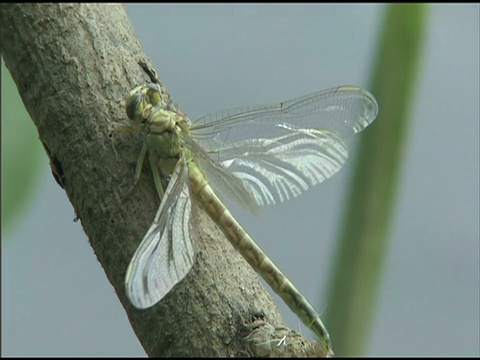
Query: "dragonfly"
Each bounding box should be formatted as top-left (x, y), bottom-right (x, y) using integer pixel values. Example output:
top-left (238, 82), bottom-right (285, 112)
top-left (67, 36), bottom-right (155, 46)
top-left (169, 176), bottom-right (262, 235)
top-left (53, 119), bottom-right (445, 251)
top-left (113, 82), bottom-right (378, 357)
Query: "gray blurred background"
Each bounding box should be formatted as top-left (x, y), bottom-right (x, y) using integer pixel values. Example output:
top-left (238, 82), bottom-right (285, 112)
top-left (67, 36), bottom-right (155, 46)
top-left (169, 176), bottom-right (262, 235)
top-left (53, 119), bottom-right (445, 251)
top-left (2, 4), bottom-right (479, 357)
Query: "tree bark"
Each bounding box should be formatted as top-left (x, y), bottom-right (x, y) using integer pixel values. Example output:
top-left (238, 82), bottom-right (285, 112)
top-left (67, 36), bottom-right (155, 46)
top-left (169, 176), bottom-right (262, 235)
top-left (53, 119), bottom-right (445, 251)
top-left (1, 4), bottom-right (326, 357)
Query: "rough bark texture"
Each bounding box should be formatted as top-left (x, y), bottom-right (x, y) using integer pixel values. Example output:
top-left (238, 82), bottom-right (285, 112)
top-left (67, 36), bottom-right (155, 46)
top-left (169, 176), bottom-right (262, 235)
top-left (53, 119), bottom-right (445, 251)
top-left (1, 4), bottom-right (326, 357)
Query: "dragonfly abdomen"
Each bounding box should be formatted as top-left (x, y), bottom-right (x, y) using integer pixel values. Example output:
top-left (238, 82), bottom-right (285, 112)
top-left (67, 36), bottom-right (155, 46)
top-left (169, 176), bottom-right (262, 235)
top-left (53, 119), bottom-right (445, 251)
top-left (187, 160), bottom-right (333, 356)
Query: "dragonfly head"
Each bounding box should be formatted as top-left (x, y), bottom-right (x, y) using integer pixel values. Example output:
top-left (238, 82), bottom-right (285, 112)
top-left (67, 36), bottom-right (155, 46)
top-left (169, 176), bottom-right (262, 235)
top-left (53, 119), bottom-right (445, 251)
top-left (126, 83), bottom-right (162, 124)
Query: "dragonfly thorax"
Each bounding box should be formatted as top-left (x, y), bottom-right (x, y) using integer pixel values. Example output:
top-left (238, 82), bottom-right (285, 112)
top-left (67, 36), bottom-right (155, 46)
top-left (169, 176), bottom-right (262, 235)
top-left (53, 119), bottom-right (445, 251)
top-left (144, 107), bottom-right (185, 160)
top-left (145, 130), bottom-right (182, 160)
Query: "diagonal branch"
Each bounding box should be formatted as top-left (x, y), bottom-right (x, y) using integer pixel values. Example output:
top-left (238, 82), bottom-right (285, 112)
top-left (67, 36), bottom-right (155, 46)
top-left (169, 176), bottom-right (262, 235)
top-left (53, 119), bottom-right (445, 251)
top-left (0, 4), bottom-right (327, 357)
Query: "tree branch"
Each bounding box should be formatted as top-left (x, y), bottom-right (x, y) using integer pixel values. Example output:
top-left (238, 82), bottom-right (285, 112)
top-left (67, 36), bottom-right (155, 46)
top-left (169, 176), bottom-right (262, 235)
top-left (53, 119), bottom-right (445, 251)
top-left (1, 4), bottom-right (326, 357)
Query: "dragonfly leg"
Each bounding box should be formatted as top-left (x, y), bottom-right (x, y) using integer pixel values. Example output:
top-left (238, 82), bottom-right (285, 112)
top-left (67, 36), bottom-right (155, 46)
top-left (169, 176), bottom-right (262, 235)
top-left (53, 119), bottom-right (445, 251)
top-left (148, 152), bottom-right (165, 201)
top-left (109, 121), bottom-right (136, 134)
top-left (114, 140), bottom-right (148, 212)
top-left (109, 121), bottom-right (142, 158)
top-left (134, 141), bottom-right (148, 184)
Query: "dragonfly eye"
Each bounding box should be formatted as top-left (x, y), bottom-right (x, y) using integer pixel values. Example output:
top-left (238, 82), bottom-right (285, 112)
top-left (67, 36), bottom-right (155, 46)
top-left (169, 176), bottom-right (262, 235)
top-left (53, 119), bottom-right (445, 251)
top-left (126, 91), bottom-right (145, 122)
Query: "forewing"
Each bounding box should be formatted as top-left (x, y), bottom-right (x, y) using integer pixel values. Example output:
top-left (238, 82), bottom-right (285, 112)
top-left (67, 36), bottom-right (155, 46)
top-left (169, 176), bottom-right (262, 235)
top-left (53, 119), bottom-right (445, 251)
top-left (125, 160), bottom-right (195, 309)
top-left (190, 86), bottom-right (378, 149)
top-left (188, 86), bottom-right (378, 208)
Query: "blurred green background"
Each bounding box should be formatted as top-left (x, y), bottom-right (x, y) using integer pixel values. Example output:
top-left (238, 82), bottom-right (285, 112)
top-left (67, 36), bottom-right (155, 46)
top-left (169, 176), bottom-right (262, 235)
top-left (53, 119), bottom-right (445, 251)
top-left (2, 60), bottom-right (46, 233)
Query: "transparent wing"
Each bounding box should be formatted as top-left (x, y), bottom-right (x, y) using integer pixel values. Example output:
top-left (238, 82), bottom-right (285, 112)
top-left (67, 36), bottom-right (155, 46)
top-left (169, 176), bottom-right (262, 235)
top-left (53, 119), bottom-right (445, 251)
top-left (187, 138), bottom-right (261, 215)
top-left (125, 159), bottom-right (195, 309)
top-left (187, 86), bottom-right (378, 208)
top-left (190, 86), bottom-right (377, 146)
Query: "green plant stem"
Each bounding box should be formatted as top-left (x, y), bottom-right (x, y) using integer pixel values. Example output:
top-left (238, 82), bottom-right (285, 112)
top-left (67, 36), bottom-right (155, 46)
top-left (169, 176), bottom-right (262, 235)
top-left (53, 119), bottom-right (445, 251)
top-left (324, 4), bottom-right (428, 356)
